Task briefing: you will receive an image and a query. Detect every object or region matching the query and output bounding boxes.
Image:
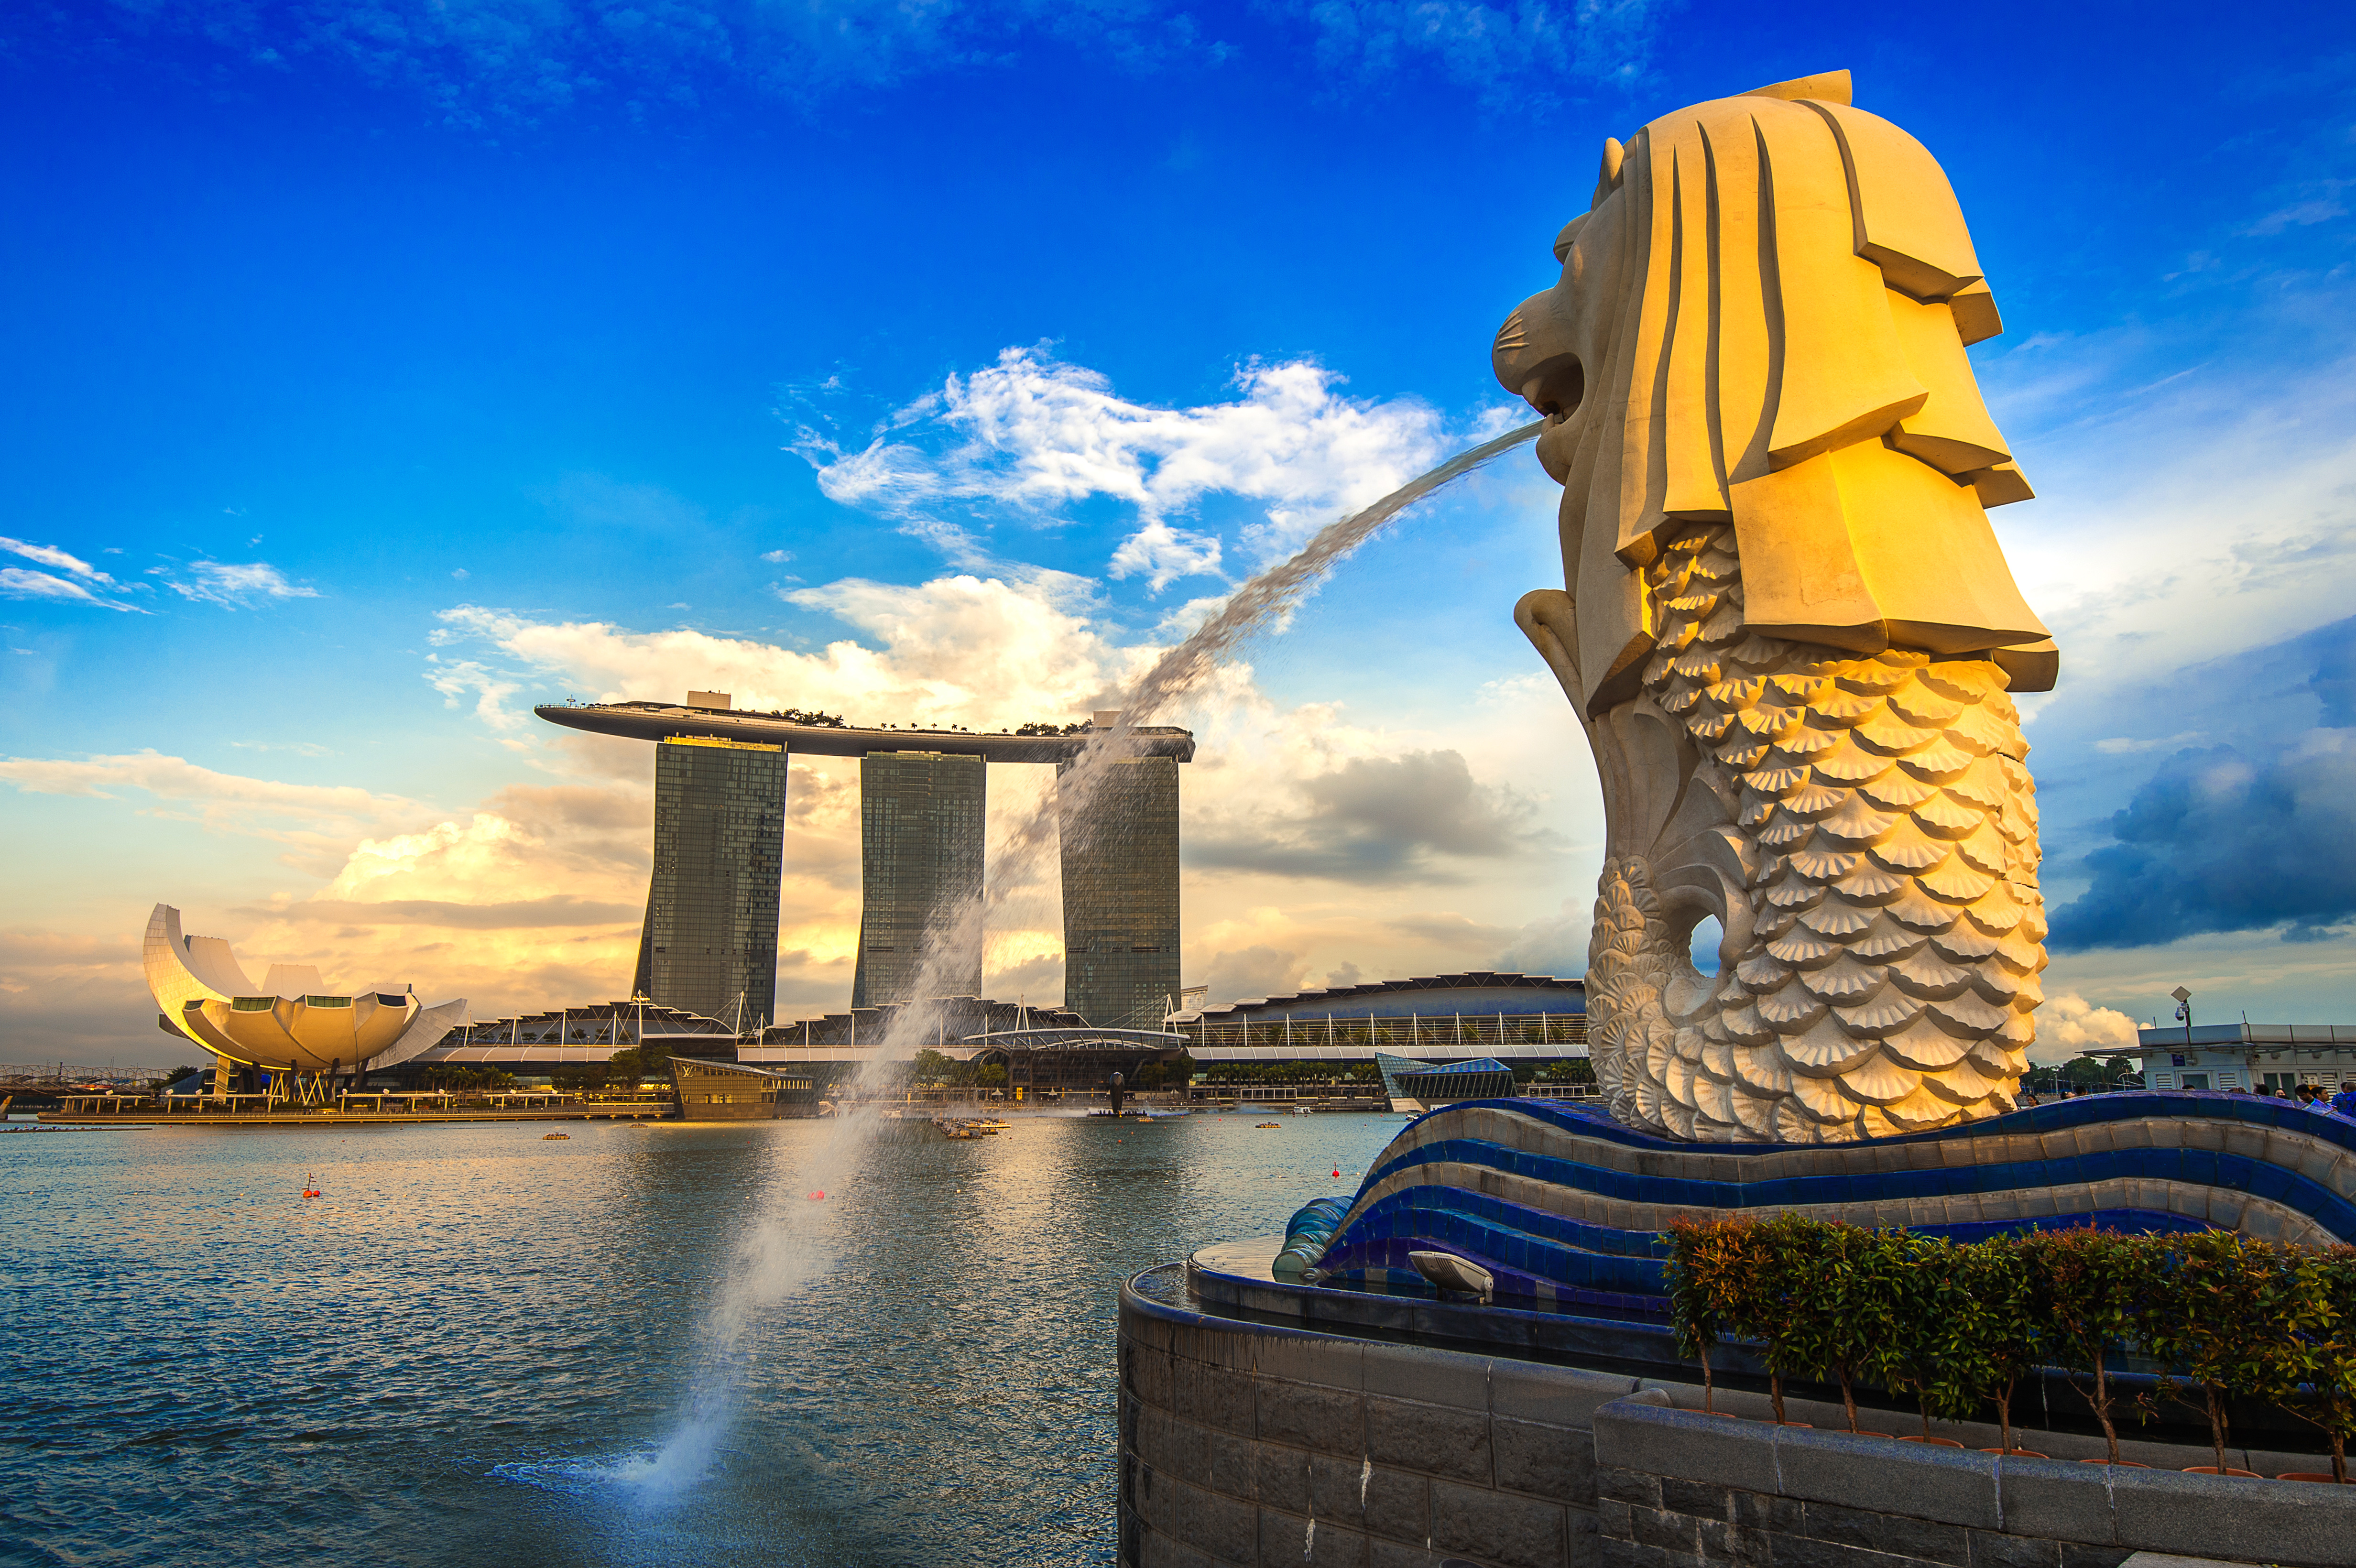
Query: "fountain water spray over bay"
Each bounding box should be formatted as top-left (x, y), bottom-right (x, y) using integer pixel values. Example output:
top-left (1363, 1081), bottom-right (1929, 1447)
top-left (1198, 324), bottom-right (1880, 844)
top-left (626, 417), bottom-right (1544, 1498)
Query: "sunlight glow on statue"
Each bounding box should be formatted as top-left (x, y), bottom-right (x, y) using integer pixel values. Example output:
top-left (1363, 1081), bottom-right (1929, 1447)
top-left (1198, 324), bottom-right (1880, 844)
top-left (1495, 70), bottom-right (2054, 1143)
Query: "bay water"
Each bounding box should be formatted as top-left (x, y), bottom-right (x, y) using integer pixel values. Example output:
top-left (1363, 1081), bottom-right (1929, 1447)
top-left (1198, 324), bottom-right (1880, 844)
top-left (1, 1112), bottom-right (1401, 1567)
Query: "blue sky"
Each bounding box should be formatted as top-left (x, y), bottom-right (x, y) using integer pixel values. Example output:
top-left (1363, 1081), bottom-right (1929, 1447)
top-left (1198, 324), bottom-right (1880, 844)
top-left (4, 1), bottom-right (2354, 1065)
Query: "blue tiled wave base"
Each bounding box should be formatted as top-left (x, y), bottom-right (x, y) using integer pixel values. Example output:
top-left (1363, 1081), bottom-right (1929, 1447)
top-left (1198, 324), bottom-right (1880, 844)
top-left (1287, 1093), bottom-right (2356, 1318)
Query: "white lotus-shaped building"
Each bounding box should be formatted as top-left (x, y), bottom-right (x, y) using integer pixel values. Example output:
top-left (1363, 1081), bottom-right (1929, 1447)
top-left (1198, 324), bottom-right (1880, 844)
top-left (145, 903), bottom-right (469, 1075)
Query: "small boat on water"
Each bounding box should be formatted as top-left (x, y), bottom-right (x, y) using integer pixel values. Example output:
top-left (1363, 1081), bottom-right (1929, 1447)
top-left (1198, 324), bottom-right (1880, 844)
top-left (1255, 1122), bottom-right (1281, 1129)
top-left (543, 1132), bottom-right (570, 1141)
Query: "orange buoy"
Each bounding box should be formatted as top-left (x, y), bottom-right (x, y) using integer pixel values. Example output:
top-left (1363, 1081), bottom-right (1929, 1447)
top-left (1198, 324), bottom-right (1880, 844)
top-left (1331, 1169), bottom-right (1341, 1178)
top-left (807, 1190), bottom-right (826, 1201)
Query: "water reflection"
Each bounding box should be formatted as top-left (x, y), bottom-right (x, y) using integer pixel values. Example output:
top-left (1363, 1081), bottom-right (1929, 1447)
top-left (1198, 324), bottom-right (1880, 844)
top-left (2, 1112), bottom-right (1402, 1566)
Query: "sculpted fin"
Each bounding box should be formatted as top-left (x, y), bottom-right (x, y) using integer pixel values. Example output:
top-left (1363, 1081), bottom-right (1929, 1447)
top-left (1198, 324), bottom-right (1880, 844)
top-left (1743, 69), bottom-right (1851, 105)
top-left (1590, 137), bottom-right (1625, 211)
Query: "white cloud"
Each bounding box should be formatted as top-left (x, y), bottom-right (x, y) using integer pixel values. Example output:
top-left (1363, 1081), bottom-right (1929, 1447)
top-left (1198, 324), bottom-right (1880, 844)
top-left (215, 780), bottom-right (665, 1022)
top-left (0, 567), bottom-right (140, 611)
top-left (761, 549), bottom-right (794, 564)
top-left (1, 535), bottom-right (118, 585)
top-left (1201, 943), bottom-right (1307, 1005)
top-left (0, 927), bottom-right (158, 1062)
top-left (1981, 331), bottom-right (2356, 711)
top-left (2032, 991), bottom-right (2142, 1065)
top-left (70, 3), bottom-right (1662, 130)
top-left (888, 516), bottom-right (999, 573)
top-left (431, 568), bottom-right (1590, 1011)
top-left (2093, 730), bottom-right (2206, 755)
top-left (166, 561), bottom-right (320, 609)
top-left (1190, 741), bottom-right (1556, 883)
top-left (2245, 192), bottom-right (2348, 237)
top-left (794, 347), bottom-right (1449, 579)
top-left (230, 740), bottom-right (335, 758)
top-left (1299, 1), bottom-right (1663, 108)
top-left (443, 574), bottom-right (1141, 730)
top-left (424, 655), bottom-right (528, 731)
top-left (0, 537), bottom-right (142, 610)
top-left (1496, 897), bottom-right (1590, 978)
top-left (1106, 520), bottom-right (1225, 591)
top-left (0, 749), bottom-right (420, 862)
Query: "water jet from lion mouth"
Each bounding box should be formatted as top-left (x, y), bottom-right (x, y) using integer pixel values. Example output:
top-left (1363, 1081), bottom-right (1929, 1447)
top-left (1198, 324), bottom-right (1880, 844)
top-left (639, 414), bottom-right (1544, 1493)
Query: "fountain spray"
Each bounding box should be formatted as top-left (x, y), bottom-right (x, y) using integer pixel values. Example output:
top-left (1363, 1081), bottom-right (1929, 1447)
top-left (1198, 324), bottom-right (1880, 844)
top-left (628, 417), bottom-right (1543, 1499)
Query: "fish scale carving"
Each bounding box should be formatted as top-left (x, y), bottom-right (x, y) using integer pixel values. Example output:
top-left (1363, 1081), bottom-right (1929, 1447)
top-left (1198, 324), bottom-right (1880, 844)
top-left (1580, 524), bottom-right (2046, 1143)
top-left (1498, 74), bottom-right (2061, 1143)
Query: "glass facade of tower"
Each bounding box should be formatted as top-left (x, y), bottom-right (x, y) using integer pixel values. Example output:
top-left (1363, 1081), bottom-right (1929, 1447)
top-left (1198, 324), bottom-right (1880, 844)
top-left (1058, 753), bottom-right (1180, 1027)
top-left (852, 751), bottom-right (985, 1007)
top-left (632, 735), bottom-right (786, 1030)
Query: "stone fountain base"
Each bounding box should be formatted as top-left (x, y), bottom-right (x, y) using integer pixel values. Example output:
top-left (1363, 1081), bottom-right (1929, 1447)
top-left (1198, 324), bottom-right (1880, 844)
top-left (1121, 1251), bottom-right (2353, 1568)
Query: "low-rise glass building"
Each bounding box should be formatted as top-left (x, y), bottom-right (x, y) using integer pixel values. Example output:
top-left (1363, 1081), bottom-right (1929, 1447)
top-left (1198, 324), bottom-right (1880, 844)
top-left (406, 999), bottom-right (740, 1075)
top-left (2083, 1023), bottom-right (2356, 1095)
top-left (1173, 971), bottom-right (1588, 1068)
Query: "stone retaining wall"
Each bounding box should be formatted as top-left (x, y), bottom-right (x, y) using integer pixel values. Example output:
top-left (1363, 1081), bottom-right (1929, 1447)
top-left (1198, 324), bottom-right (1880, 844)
top-left (1122, 1268), bottom-right (2356, 1568)
top-left (1121, 1267), bottom-right (1666, 1568)
top-left (1593, 1400), bottom-right (2356, 1568)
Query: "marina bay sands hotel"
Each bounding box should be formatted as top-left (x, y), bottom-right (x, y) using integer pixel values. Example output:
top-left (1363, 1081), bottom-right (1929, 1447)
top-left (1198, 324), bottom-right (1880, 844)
top-left (534, 696), bottom-right (1194, 1030)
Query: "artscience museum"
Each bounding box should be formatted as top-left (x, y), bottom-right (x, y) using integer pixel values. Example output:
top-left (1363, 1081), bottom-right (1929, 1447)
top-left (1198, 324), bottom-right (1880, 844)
top-left (143, 904), bottom-right (469, 1090)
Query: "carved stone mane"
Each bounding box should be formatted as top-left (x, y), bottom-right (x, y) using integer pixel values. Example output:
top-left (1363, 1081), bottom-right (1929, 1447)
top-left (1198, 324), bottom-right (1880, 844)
top-left (1495, 71), bottom-right (2052, 1143)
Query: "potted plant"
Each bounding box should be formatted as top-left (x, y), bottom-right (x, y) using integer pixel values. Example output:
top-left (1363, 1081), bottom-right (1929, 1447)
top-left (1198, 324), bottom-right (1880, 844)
top-left (1817, 1223), bottom-right (1919, 1436)
top-left (2139, 1230), bottom-right (2301, 1477)
top-left (1880, 1230), bottom-right (1976, 1445)
top-left (1666, 1216), bottom-right (1763, 1415)
top-left (1943, 1234), bottom-right (2049, 1456)
top-left (2022, 1226), bottom-right (2158, 1466)
top-left (2276, 1245), bottom-right (2356, 1483)
top-left (1748, 1212), bottom-right (1833, 1427)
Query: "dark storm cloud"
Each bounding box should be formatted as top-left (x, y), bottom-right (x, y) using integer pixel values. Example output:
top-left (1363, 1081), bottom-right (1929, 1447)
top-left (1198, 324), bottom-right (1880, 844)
top-left (2049, 735), bottom-right (2356, 949)
top-left (2043, 616), bottom-right (2356, 951)
top-left (1188, 749), bottom-right (1558, 884)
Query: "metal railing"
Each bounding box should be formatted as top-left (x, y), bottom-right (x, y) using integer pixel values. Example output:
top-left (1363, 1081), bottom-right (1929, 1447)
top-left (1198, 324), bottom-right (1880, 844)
top-left (1175, 1013), bottom-right (1589, 1052)
top-left (0, 1064), bottom-right (156, 1089)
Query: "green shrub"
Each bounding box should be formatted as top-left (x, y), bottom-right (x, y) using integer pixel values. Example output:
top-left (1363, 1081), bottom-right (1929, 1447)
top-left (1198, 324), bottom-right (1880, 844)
top-left (1664, 1215), bottom-right (2344, 1460)
top-left (2276, 1245), bottom-right (2356, 1483)
top-left (1942, 1234), bottom-right (2047, 1453)
top-left (1666, 1216), bottom-right (1767, 1415)
top-left (1876, 1230), bottom-right (1982, 1440)
top-left (2021, 1226), bottom-right (2160, 1463)
top-left (2139, 1230), bottom-right (2318, 1473)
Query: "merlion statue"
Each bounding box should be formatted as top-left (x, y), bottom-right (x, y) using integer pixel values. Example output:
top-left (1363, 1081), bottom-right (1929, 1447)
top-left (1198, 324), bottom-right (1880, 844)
top-left (1494, 70), bottom-right (2053, 1144)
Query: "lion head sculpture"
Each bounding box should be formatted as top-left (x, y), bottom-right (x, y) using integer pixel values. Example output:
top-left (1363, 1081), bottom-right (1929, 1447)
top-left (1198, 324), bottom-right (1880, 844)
top-left (1496, 71), bottom-right (2056, 1144)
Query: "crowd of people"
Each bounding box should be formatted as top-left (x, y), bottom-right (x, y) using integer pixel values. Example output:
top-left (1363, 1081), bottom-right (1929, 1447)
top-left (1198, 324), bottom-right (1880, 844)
top-left (2015, 1080), bottom-right (2356, 1116)
top-left (2279, 1080), bottom-right (2356, 1118)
